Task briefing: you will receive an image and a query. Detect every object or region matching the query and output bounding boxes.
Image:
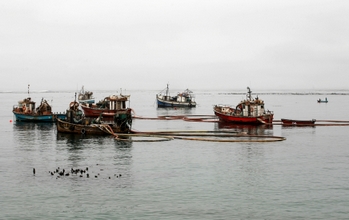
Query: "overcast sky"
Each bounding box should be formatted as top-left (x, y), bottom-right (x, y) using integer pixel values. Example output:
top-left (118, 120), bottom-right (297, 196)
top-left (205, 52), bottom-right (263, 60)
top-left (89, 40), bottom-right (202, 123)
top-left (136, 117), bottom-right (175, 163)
top-left (1, 0), bottom-right (348, 92)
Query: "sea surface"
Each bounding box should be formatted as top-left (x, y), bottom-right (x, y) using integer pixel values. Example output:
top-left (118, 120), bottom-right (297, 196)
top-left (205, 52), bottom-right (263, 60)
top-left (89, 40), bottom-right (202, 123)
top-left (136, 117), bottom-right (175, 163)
top-left (1, 89), bottom-right (349, 219)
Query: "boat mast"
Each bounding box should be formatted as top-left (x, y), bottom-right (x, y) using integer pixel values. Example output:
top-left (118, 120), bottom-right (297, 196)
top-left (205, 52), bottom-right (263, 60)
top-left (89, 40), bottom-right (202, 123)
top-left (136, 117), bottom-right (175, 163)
top-left (166, 84), bottom-right (169, 97)
top-left (28, 84), bottom-right (30, 97)
top-left (247, 87), bottom-right (252, 101)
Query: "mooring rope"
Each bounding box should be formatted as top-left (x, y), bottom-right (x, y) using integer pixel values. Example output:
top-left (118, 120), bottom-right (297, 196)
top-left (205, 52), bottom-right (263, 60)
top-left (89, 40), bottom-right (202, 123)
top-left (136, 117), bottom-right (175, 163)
top-left (93, 124), bottom-right (119, 138)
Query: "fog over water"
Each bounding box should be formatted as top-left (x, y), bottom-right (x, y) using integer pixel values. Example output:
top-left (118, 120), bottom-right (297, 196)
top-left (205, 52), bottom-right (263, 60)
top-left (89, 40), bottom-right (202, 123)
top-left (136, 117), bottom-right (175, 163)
top-left (1, 0), bottom-right (349, 91)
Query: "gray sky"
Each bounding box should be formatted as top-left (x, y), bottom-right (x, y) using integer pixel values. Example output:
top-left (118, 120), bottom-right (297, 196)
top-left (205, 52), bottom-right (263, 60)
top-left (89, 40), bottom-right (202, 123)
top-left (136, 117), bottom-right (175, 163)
top-left (1, 0), bottom-right (349, 92)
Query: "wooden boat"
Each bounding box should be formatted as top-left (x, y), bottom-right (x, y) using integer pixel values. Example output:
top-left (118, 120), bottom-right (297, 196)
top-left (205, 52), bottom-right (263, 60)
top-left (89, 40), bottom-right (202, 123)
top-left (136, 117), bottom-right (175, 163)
top-left (317, 98), bottom-right (328, 103)
top-left (78, 86), bottom-right (95, 104)
top-left (156, 84), bottom-right (196, 107)
top-left (213, 87), bottom-right (274, 125)
top-left (281, 118), bottom-right (316, 125)
top-left (80, 94), bottom-right (131, 119)
top-left (12, 97), bottom-right (65, 122)
top-left (56, 100), bottom-right (132, 135)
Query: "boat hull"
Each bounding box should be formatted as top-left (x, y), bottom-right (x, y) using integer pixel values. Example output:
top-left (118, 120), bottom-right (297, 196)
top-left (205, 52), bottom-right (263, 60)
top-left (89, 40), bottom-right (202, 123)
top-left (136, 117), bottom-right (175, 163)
top-left (13, 112), bottom-right (66, 122)
top-left (214, 109), bottom-right (273, 125)
top-left (81, 105), bottom-right (131, 118)
top-left (157, 98), bottom-right (196, 108)
top-left (78, 99), bottom-right (95, 104)
top-left (56, 118), bottom-right (129, 135)
top-left (281, 118), bottom-right (316, 125)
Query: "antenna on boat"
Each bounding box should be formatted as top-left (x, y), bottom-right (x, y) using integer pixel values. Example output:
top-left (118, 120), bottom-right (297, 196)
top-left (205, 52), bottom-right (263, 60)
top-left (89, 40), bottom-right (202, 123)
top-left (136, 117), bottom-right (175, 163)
top-left (28, 84), bottom-right (30, 97)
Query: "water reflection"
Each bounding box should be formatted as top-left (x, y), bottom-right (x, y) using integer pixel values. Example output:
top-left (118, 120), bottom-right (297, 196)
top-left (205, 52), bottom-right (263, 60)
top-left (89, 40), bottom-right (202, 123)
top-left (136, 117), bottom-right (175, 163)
top-left (13, 122), bottom-right (55, 148)
top-left (114, 140), bottom-right (133, 149)
top-left (13, 121), bottom-right (54, 131)
top-left (215, 121), bottom-right (273, 136)
top-left (56, 133), bottom-right (85, 148)
top-left (56, 133), bottom-right (133, 187)
top-left (56, 133), bottom-right (133, 162)
top-left (156, 107), bottom-right (195, 116)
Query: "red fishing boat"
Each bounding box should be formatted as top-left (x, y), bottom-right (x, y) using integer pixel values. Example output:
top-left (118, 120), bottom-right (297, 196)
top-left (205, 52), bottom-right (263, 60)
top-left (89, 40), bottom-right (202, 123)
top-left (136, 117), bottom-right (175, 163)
top-left (80, 94), bottom-right (131, 119)
top-left (213, 87), bottom-right (274, 125)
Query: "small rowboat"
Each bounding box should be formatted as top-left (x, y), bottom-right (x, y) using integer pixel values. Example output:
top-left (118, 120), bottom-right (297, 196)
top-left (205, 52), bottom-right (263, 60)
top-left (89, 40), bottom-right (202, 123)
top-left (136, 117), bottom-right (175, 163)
top-left (281, 118), bottom-right (316, 125)
top-left (317, 98), bottom-right (328, 103)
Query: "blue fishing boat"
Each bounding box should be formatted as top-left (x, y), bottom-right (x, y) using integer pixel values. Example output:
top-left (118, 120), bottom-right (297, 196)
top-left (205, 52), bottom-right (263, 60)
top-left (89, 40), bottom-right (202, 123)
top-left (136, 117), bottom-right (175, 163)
top-left (12, 85), bottom-right (65, 122)
top-left (156, 84), bottom-right (196, 107)
top-left (78, 86), bottom-right (95, 104)
top-left (12, 98), bottom-right (65, 122)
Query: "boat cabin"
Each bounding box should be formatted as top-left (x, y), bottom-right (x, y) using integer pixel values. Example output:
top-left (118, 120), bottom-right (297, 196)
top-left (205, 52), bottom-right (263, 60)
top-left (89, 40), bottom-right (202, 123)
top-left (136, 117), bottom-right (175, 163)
top-left (14, 97), bottom-right (36, 114)
top-left (238, 99), bottom-right (266, 117)
top-left (94, 95), bottom-right (130, 110)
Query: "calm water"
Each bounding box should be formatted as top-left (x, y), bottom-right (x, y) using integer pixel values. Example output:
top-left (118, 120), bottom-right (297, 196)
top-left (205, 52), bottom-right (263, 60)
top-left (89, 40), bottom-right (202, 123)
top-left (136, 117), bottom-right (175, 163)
top-left (1, 90), bottom-right (349, 219)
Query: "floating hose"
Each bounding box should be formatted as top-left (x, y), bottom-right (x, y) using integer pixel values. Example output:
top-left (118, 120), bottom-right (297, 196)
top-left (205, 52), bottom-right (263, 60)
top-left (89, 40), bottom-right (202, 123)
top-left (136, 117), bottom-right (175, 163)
top-left (134, 114), bottom-right (349, 126)
top-left (114, 133), bottom-right (174, 142)
top-left (173, 135), bottom-right (285, 142)
top-left (119, 130), bottom-right (286, 143)
top-left (116, 114), bottom-right (349, 142)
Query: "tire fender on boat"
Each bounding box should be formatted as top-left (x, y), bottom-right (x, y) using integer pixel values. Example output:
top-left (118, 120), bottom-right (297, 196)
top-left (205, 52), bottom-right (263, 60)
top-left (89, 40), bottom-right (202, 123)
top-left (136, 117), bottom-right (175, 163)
top-left (81, 128), bottom-right (86, 135)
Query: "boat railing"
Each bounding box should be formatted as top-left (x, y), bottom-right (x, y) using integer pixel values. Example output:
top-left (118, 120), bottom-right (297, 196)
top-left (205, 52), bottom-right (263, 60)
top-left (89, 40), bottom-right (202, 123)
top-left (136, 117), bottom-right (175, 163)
top-left (215, 104), bottom-right (234, 107)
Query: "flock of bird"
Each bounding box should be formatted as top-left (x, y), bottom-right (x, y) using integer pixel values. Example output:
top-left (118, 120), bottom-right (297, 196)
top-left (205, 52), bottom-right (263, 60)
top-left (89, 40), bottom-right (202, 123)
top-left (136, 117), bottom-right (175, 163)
top-left (32, 166), bottom-right (122, 179)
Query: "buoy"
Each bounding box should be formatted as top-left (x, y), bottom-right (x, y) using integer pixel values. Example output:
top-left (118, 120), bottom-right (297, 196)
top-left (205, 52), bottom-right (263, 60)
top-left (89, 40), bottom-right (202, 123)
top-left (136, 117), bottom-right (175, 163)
top-left (9, 120), bottom-right (12, 123)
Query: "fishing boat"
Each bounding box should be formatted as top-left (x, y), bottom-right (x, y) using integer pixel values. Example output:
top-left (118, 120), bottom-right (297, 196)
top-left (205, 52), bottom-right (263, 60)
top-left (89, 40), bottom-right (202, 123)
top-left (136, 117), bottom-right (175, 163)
top-left (281, 118), bottom-right (316, 125)
top-left (213, 87), bottom-right (274, 125)
top-left (78, 86), bottom-right (95, 104)
top-left (56, 100), bottom-right (132, 135)
top-left (156, 84), bottom-right (196, 107)
top-left (317, 98), bottom-right (328, 103)
top-left (80, 93), bottom-right (132, 119)
top-left (12, 85), bottom-right (65, 122)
